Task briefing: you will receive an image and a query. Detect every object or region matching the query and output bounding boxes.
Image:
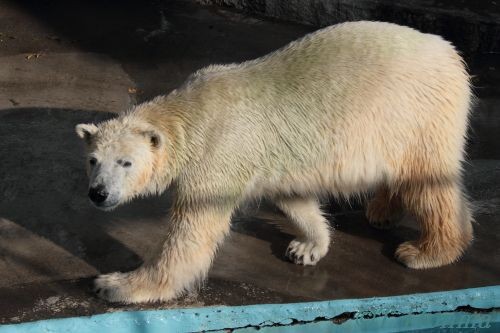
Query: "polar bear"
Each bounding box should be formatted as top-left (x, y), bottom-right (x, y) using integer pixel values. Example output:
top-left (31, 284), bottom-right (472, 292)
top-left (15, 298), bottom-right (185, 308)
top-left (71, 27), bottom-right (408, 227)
top-left (76, 21), bottom-right (473, 303)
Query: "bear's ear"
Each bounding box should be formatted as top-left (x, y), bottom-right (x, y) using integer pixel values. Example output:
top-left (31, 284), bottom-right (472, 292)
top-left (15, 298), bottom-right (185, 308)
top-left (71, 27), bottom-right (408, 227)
top-left (142, 130), bottom-right (162, 148)
top-left (75, 123), bottom-right (98, 144)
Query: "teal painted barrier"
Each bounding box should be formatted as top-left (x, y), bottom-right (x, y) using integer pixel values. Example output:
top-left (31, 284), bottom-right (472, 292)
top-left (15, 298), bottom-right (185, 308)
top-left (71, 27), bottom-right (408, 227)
top-left (1, 286), bottom-right (499, 332)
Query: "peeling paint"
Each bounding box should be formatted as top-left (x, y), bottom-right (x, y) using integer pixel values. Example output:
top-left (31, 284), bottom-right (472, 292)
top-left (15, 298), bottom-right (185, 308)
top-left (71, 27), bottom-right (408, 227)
top-left (0, 286), bottom-right (499, 333)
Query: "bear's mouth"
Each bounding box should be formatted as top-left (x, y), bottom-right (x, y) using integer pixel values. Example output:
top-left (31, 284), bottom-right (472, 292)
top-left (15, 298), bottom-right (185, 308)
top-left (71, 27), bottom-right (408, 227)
top-left (90, 199), bottom-right (120, 211)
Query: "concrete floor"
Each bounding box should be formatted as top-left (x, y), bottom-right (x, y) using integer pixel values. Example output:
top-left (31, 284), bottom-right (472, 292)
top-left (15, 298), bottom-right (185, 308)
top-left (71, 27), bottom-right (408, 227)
top-left (0, 0), bottom-right (499, 324)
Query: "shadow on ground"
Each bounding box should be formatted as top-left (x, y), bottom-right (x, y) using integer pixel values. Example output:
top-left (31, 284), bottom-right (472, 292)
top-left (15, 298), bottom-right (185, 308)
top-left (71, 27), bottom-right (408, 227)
top-left (4, 0), bottom-right (312, 102)
top-left (0, 108), bottom-right (172, 278)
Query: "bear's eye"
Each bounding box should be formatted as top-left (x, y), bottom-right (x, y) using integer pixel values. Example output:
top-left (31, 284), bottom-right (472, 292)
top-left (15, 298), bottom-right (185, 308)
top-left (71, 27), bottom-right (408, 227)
top-left (89, 157), bottom-right (97, 166)
top-left (123, 161), bottom-right (132, 168)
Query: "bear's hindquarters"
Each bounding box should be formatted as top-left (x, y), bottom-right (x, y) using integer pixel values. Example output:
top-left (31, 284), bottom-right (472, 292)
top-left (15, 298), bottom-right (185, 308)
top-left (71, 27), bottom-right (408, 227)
top-left (389, 83), bottom-right (472, 268)
top-left (377, 46), bottom-right (473, 269)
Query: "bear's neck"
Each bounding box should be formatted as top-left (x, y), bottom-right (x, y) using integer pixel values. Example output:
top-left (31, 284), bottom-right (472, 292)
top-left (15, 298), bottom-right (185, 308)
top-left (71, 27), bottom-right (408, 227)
top-left (129, 83), bottom-right (229, 194)
top-left (128, 96), bottom-right (192, 194)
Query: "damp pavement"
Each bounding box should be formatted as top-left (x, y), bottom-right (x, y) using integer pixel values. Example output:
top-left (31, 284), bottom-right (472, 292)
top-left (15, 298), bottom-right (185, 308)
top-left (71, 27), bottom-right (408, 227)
top-left (0, 0), bottom-right (499, 324)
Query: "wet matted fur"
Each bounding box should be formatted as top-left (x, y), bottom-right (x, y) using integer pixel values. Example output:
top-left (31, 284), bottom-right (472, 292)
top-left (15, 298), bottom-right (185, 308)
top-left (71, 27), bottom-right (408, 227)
top-left (76, 21), bottom-right (473, 303)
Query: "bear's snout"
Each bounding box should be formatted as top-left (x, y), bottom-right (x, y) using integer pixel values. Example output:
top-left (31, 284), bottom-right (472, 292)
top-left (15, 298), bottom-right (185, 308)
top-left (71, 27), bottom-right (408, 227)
top-left (88, 185), bottom-right (109, 204)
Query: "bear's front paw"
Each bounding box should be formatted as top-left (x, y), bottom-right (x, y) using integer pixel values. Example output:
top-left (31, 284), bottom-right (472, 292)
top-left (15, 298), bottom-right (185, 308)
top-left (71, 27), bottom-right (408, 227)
top-left (94, 271), bottom-right (170, 304)
top-left (93, 272), bottom-right (137, 303)
top-left (285, 239), bottom-right (328, 266)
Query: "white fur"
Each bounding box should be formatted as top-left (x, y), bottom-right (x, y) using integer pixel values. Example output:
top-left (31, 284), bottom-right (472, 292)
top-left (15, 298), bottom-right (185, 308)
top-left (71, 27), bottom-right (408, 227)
top-left (77, 21), bottom-right (473, 303)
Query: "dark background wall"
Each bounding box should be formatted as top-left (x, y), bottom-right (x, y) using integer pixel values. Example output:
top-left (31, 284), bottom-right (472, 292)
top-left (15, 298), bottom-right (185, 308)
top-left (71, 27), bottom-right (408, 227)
top-left (197, 0), bottom-right (500, 97)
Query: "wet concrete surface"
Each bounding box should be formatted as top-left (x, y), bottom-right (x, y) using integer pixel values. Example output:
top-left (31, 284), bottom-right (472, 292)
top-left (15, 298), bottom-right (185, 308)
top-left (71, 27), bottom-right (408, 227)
top-left (0, 0), bottom-right (499, 324)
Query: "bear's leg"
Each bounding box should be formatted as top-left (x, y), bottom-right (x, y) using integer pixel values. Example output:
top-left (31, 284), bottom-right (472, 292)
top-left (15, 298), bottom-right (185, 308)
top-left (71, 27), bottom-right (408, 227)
top-left (366, 186), bottom-right (404, 229)
top-left (94, 204), bottom-right (233, 303)
top-left (395, 180), bottom-right (473, 269)
top-left (275, 197), bottom-right (331, 265)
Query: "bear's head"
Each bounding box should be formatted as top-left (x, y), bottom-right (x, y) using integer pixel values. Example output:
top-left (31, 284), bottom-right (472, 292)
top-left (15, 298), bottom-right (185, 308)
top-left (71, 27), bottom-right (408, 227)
top-left (75, 118), bottom-right (164, 211)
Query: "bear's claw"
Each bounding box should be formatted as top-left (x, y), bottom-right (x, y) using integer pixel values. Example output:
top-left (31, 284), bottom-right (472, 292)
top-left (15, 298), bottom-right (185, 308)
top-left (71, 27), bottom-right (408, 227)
top-left (285, 239), bottom-right (328, 266)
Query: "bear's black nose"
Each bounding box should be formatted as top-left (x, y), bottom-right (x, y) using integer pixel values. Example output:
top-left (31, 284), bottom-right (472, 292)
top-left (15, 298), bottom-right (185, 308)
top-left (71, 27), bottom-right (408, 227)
top-left (88, 185), bottom-right (108, 204)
